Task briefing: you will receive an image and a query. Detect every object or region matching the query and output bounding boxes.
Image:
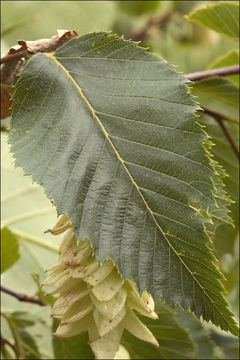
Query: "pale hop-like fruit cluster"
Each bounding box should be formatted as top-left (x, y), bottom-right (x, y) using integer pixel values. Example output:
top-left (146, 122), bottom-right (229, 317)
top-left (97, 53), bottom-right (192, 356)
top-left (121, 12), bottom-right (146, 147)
top-left (43, 215), bottom-right (159, 359)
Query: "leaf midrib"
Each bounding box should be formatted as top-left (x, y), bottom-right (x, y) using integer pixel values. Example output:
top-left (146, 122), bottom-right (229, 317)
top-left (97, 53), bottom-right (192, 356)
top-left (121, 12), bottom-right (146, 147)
top-left (44, 52), bottom-right (237, 335)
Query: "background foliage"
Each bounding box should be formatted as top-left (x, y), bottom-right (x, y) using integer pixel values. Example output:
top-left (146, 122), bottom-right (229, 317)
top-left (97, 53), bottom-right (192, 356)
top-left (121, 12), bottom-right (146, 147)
top-left (1, 1), bottom-right (239, 359)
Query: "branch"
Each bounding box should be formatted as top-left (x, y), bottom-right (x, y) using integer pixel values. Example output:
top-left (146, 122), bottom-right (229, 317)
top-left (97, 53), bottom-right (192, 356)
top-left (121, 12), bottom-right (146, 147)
top-left (0, 50), bottom-right (28, 64)
top-left (0, 29), bottom-right (78, 65)
top-left (126, 8), bottom-right (173, 41)
top-left (200, 106), bottom-right (239, 158)
top-left (0, 285), bottom-right (44, 306)
top-left (186, 67), bottom-right (239, 157)
top-left (186, 65), bottom-right (239, 81)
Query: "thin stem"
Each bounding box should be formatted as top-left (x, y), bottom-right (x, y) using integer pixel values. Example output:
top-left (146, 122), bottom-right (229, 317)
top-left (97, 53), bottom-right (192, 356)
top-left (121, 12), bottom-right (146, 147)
top-left (1, 312), bottom-right (23, 358)
top-left (186, 64), bottom-right (239, 81)
top-left (0, 335), bottom-right (18, 358)
top-left (213, 115), bottom-right (238, 125)
top-left (201, 106), bottom-right (239, 158)
top-left (9, 228), bottom-right (59, 252)
top-left (0, 285), bottom-right (44, 306)
top-left (1, 30), bottom-right (78, 65)
top-left (185, 67), bottom-right (239, 159)
top-left (199, 107), bottom-right (238, 125)
top-left (20, 334), bottom-right (41, 358)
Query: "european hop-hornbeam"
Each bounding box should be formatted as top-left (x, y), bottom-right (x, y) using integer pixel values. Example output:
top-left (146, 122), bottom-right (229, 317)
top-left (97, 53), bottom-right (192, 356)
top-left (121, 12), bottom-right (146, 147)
top-left (42, 215), bottom-right (159, 359)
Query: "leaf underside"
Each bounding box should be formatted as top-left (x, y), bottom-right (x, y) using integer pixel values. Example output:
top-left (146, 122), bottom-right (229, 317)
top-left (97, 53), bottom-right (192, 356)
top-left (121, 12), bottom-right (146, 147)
top-left (9, 32), bottom-right (238, 335)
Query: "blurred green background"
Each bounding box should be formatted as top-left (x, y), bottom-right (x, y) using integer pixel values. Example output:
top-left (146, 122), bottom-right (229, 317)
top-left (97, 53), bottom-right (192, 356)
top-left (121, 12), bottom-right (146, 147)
top-left (1, 0), bottom-right (238, 72)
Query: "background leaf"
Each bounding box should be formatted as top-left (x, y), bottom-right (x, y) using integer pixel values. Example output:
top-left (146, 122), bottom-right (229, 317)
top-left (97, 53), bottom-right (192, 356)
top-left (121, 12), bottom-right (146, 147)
top-left (198, 115), bottom-right (239, 258)
top-left (210, 326), bottom-right (239, 359)
top-left (145, 4), bottom-right (238, 74)
top-left (122, 302), bottom-right (196, 359)
top-left (1, 227), bottom-right (20, 273)
top-left (18, 328), bottom-right (41, 359)
top-left (175, 308), bottom-right (216, 359)
top-left (187, 2), bottom-right (239, 39)
top-left (191, 77), bottom-right (239, 109)
top-left (30, 273), bottom-right (55, 305)
top-left (207, 49), bottom-right (239, 86)
top-left (52, 319), bottom-right (94, 359)
top-left (9, 311), bottom-right (35, 328)
top-left (1, 310), bottom-right (41, 359)
top-left (9, 32), bottom-right (238, 335)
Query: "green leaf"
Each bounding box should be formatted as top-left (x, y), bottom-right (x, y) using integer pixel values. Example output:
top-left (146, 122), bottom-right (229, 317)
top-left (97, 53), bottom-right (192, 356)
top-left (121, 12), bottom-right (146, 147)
top-left (9, 311), bottom-right (35, 328)
top-left (207, 49), bottom-right (239, 86)
top-left (9, 32), bottom-right (238, 335)
top-left (18, 329), bottom-right (41, 359)
top-left (191, 77), bottom-right (239, 109)
top-left (52, 319), bottom-right (94, 359)
top-left (122, 302), bottom-right (196, 359)
top-left (1, 227), bottom-right (20, 273)
top-left (2, 306), bottom-right (53, 359)
top-left (2, 310), bottom-right (41, 359)
top-left (221, 250), bottom-right (239, 316)
top-left (199, 115), bottom-right (239, 257)
top-left (210, 328), bottom-right (240, 359)
top-left (187, 2), bottom-right (239, 39)
top-left (176, 308), bottom-right (216, 359)
top-left (30, 273), bottom-right (55, 305)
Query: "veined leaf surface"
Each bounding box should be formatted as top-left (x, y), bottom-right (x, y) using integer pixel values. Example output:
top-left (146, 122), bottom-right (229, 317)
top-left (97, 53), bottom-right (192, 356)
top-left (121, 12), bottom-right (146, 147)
top-left (187, 1), bottom-right (239, 39)
top-left (9, 32), bottom-right (238, 335)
